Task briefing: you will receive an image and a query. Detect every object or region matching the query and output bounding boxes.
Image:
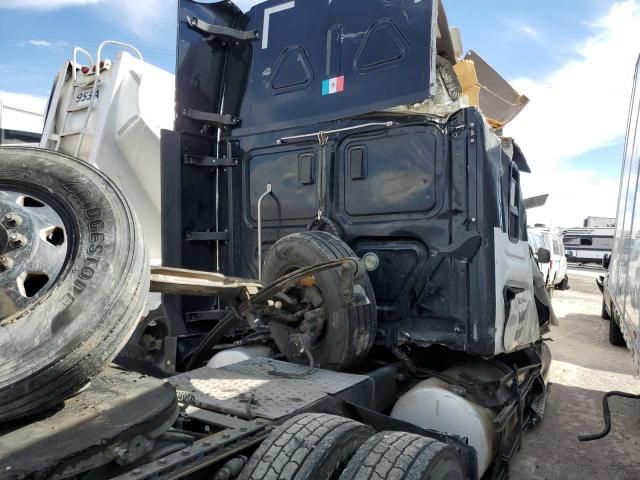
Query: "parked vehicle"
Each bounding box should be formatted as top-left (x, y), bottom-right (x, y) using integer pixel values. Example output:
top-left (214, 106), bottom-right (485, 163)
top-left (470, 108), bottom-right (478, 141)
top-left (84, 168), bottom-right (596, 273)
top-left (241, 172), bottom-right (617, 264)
top-left (564, 226), bottom-right (614, 264)
top-left (584, 216), bottom-right (615, 228)
top-left (39, 41), bottom-right (174, 268)
top-left (529, 227), bottom-right (569, 290)
top-left (600, 53), bottom-right (640, 365)
top-left (0, 1), bottom-right (554, 479)
top-left (37, 41), bottom-right (176, 373)
top-left (528, 228), bottom-right (552, 287)
top-left (0, 93), bottom-right (43, 145)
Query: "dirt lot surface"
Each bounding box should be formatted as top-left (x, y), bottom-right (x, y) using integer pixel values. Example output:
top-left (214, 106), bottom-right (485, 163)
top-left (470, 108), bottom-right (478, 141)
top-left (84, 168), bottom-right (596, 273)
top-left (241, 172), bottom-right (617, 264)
top-left (511, 266), bottom-right (640, 480)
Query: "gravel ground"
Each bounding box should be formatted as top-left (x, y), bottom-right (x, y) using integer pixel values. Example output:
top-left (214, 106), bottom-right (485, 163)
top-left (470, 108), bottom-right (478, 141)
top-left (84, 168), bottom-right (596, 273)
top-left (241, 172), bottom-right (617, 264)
top-left (511, 266), bottom-right (640, 480)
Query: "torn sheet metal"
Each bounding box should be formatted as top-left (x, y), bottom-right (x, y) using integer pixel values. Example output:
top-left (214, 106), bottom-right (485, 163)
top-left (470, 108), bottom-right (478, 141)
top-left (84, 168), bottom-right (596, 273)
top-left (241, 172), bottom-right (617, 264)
top-left (386, 56), bottom-right (464, 118)
top-left (503, 290), bottom-right (541, 352)
top-left (455, 50), bottom-right (529, 128)
top-left (524, 194), bottom-right (549, 210)
top-left (501, 137), bottom-right (531, 173)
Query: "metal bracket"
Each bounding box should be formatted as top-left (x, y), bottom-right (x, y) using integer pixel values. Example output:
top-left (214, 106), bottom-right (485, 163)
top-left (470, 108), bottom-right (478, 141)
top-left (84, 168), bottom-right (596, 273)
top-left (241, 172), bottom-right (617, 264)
top-left (257, 184), bottom-right (273, 281)
top-left (186, 309), bottom-right (233, 322)
top-left (113, 420), bottom-right (268, 480)
top-left (183, 154), bottom-right (238, 168)
top-left (182, 108), bottom-right (239, 128)
top-left (185, 231), bottom-right (230, 242)
top-left (150, 266), bottom-right (262, 299)
top-left (186, 16), bottom-right (259, 43)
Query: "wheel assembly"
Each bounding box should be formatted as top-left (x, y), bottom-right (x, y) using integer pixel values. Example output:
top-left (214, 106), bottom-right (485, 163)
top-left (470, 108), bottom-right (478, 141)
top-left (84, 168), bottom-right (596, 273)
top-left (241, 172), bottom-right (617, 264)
top-left (239, 413), bottom-right (373, 480)
top-left (609, 314), bottom-right (625, 346)
top-left (340, 431), bottom-right (465, 480)
top-left (262, 231), bottom-right (377, 371)
top-left (0, 147), bottom-right (149, 422)
top-left (0, 189), bottom-right (68, 318)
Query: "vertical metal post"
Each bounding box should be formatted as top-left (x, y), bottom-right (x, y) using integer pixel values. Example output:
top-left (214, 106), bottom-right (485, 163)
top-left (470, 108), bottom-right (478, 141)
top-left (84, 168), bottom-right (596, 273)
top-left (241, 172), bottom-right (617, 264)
top-left (257, 184), bottom-right (273, 281)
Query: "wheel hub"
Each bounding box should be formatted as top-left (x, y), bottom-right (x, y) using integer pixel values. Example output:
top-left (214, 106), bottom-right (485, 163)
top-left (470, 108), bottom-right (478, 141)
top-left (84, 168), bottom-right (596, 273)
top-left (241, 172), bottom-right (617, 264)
top-left (0, 190), bottom-right (68, 320)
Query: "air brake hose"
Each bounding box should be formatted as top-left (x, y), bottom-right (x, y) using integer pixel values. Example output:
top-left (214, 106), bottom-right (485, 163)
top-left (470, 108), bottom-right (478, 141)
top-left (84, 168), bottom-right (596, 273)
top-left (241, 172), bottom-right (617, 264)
top-left (185, 312), bottom-right (237, 370)
top-left (578, 390), bottom-right (640, 441)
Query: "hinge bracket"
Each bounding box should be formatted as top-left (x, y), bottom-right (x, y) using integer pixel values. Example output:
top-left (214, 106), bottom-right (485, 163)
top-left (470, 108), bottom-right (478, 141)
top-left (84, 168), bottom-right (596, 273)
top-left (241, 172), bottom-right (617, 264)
top-left (183, 154), bottom-right (238, 167)
top-left (182, 108), bottom-right (239, 128)
top-left (185, 231), bottom-right (230, 242)
top-left (186, 16), bottom-right (259, 43)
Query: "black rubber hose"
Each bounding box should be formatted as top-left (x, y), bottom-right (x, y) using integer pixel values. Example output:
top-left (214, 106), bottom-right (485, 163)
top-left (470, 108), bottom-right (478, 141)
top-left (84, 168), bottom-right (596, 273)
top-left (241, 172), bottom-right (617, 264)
top-left (186, 312), bottom-right (238, 370)
top-left (578, 390), bottom-right (640, 441)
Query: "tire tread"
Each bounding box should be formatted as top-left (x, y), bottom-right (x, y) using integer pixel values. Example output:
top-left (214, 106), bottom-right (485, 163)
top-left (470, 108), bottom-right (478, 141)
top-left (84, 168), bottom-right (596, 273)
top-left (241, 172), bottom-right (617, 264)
top-left (240, 413), bottom-right (372, 480)
top-left (340, 431), bottom-right (461, 480)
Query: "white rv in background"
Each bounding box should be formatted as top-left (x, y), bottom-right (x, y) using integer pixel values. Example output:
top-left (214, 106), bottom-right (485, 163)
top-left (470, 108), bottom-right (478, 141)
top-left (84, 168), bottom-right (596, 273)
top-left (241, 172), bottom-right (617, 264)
top-left (0, 94), bottom-right (44, 146)
top-left (584, 216), bottom-right (616, 228)
top-left (40, 41), bottom-right (175, 268)
top-left (563, 227), bottom-right (615, 264)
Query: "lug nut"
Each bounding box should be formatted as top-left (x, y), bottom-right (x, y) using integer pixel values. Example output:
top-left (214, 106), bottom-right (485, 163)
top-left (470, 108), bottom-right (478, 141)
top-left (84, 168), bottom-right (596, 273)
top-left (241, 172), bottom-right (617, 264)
top-left (0, 256), bottom-right (13, 272)
top-left (3, 213), bottom-right (22, 228)
top-left (9, 233), bottom-right (26, 248)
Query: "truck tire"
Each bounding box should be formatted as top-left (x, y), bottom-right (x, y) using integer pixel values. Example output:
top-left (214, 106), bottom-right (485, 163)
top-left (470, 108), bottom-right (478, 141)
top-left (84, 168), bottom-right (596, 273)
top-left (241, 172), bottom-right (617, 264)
top-left (601, 299), bottom-right (611, 320)
top-left (609, 315), bottom-right (625, 347)
top-left (340, 431), bottom-right (465, 480)
top-left (262, 231), bottom-right (376, 370)
top-left (556, 275), bottom-right (569, 290)
top-left (239, 413), bottom-right (373, 480)
top-left (0, 147), bottom-right (148, 422)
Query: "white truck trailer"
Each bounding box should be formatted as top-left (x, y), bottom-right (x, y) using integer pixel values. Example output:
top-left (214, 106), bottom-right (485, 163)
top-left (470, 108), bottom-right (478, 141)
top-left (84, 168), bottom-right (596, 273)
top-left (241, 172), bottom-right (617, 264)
top-left (601, 53), bottom-right (640, 361)
top-left (0, 93), bottom-right (44, 146)
top-left (39, 41), bottom-right (175, 268)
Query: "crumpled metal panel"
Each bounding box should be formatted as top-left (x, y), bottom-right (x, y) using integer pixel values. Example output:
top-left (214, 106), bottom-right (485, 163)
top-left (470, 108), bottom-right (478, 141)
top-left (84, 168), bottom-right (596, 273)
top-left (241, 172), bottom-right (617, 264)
top-left (456, 50), bottom-right (529, 128)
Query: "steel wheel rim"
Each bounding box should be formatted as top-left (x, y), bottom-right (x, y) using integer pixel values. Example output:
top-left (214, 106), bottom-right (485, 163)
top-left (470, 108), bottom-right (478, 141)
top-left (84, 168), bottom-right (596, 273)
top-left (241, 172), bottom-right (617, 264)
top-left (0, 189), bottom-right (69, 320)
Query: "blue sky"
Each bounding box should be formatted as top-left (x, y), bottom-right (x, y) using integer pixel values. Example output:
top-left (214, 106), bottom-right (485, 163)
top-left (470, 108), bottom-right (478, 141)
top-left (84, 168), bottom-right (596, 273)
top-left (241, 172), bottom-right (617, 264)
top-left (0, 0), bottom-right (636, 227)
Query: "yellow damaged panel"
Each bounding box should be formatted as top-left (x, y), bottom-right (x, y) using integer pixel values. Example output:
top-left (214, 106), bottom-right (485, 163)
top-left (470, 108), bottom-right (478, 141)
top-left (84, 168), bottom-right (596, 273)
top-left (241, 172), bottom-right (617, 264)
top-left (453, 60), bottom-right (481, 108)
top-left (454, 51), bottom-right (529, 128)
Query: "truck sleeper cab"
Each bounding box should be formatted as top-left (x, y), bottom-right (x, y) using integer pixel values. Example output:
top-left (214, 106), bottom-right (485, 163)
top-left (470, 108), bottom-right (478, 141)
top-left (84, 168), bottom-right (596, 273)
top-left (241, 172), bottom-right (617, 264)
top-left (0, 0), bottom-right (553, 478)
top-left (156, 0), bottom-right (553, 476)
top-left (164, 0), bottom-right (551, 362)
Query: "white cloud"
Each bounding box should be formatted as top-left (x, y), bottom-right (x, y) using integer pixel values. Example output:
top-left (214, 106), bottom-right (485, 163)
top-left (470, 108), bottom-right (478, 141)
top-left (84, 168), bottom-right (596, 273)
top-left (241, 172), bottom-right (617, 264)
top-left (0, 0), bottom-right (100, 9)
top-left (100, 0), bottom-right (176, 40)
top-left (0, 90), bottom-right (47, 114)
top-left (504, 19), bottom-right (542, 41)
top-left (27, 40), bottom-right (53, 47)
top-left (505, 0), bottom-right (640, 228)
top-left (0, 0), bottom-right (175, 39)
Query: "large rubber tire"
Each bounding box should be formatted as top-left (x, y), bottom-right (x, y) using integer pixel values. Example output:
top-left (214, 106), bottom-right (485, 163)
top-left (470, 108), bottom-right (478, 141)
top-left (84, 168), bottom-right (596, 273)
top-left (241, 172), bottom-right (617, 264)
top-left (0, 147), bottom-right (149, 422)
top-left (556, 275), bottom-right (569, 290)
top-left (601, 299), bottom-right (611, 320)
top-left (609, 315), bottom-right (625, 347)
top-left (340, 431), bottom-right (465, 480)
top-left (262, 231), bottom-right (376, 371)
top-left (239, 413), bottom-right (373, 480)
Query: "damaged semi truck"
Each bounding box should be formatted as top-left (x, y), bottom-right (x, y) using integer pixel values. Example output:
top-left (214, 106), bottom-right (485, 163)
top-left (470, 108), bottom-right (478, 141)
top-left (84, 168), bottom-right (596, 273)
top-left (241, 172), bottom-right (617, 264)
top-left (0, 1), bottom-right (554, 479)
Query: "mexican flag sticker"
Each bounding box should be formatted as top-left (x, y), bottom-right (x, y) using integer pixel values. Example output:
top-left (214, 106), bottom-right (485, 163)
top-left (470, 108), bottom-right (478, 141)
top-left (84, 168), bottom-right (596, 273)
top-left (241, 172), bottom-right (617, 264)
top-left (322, 76), bottom-right (345, 96)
